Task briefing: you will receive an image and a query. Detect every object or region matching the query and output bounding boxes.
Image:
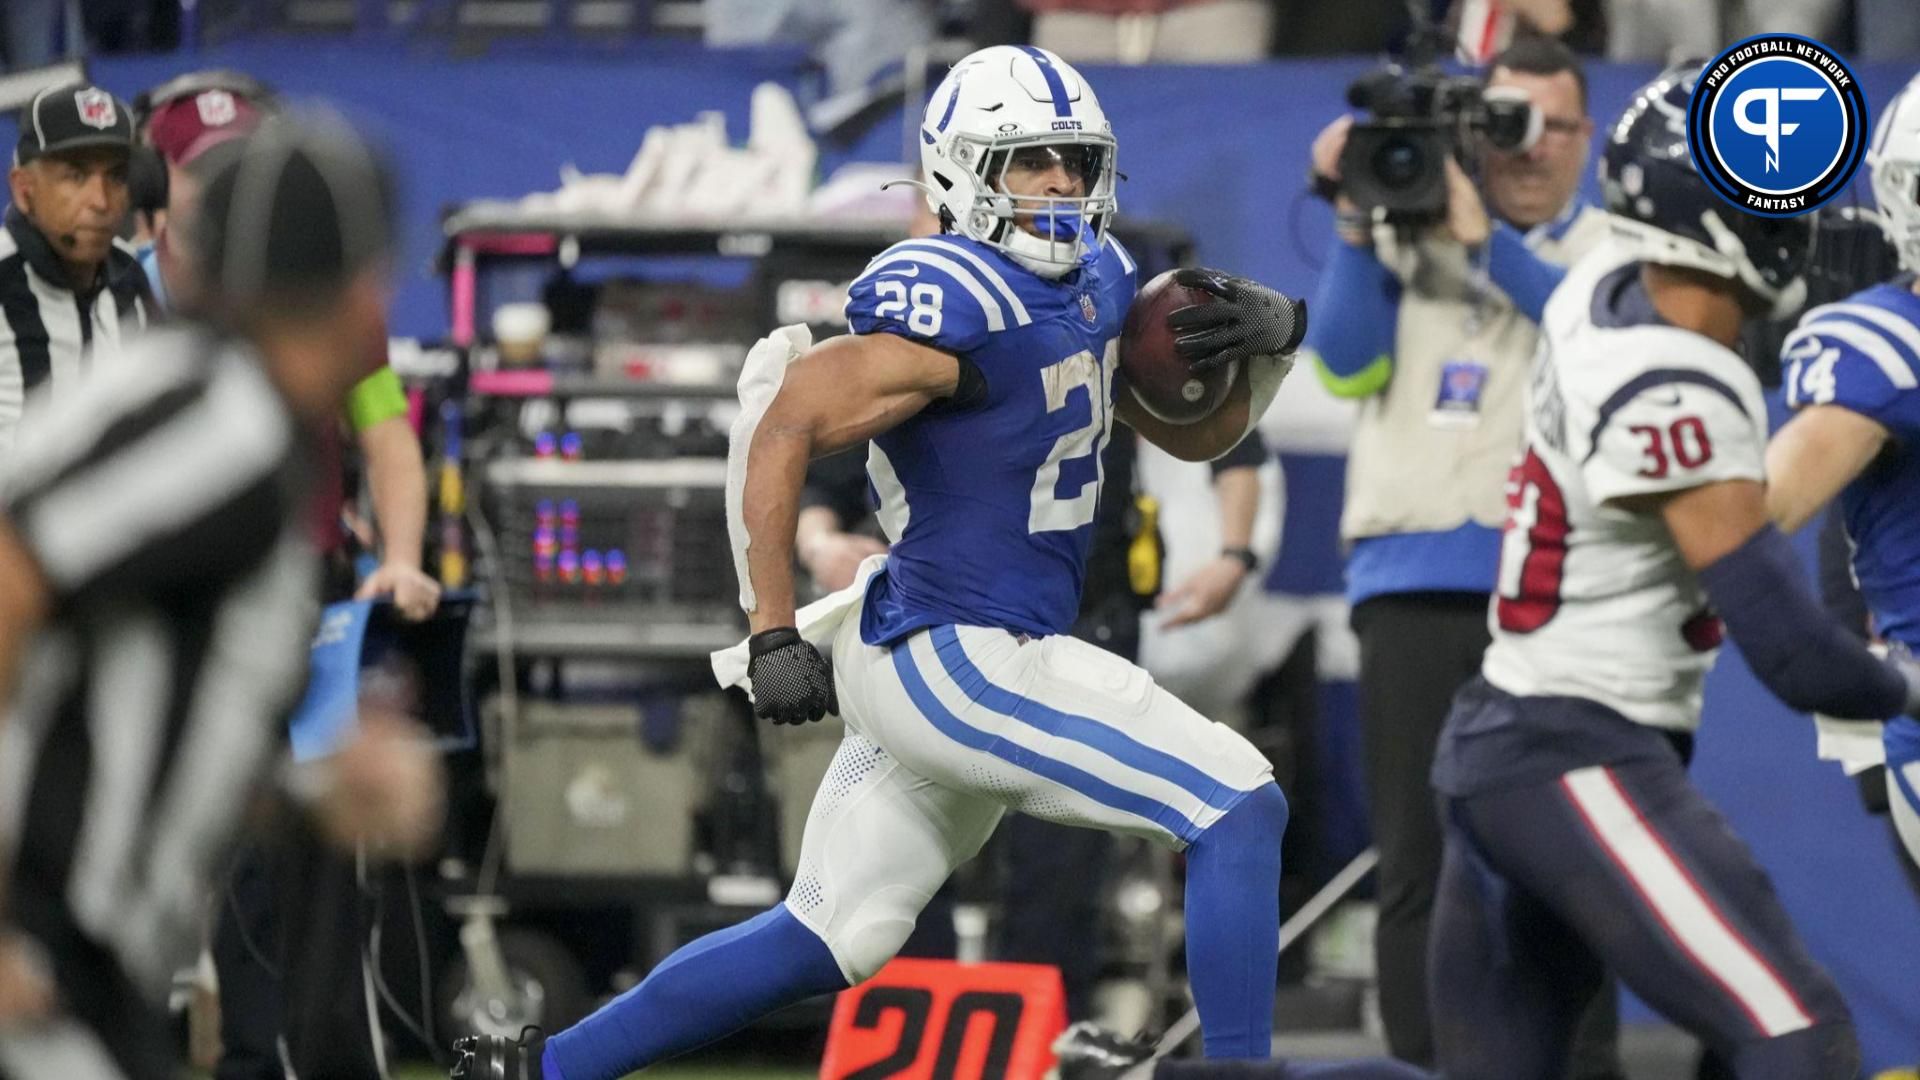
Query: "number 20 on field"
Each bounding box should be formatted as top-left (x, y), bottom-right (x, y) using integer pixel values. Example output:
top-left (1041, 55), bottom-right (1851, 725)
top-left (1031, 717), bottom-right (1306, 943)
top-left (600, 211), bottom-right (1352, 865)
top-left (819, 958), bottom-right (1068, 1080)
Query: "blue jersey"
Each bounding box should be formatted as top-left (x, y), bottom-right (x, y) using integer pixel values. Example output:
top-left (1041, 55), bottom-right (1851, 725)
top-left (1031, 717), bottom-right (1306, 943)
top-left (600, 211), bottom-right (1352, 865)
top-left (844, 232), bottom-right (1139, 645)
top-left (1781, 276), bottom-right (1920, 650)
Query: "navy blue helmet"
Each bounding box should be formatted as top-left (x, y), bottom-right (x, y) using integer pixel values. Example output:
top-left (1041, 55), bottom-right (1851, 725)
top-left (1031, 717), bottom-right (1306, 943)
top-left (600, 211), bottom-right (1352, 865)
top-left (1600, 61), bottom-right (1812, 319)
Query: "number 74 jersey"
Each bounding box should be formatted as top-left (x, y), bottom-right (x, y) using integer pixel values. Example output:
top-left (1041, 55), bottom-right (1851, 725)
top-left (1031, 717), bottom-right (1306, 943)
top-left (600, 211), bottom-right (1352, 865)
top-left (840, 232), bottom-right (1139, 648)
top-left (1481, 245), bottom-right (1770, 732)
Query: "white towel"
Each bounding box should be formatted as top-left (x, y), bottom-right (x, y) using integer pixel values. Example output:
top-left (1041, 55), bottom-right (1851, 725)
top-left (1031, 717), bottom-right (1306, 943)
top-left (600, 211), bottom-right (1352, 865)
top-left (712, 554), bottom-right (888, 697)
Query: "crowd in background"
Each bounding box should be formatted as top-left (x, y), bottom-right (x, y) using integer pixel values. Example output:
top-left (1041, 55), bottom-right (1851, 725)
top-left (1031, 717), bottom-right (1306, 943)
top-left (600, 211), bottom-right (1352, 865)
top-left (5, 0), bottom-right (1920, 75)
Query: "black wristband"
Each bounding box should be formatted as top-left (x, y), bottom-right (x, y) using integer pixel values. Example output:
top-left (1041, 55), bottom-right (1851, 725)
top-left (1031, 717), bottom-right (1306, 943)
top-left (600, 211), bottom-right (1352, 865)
top-left (749, 627), bottom-right (803, 657)
top-left (1223, 546), bottom-right (1259, 572)
top-left (1309, 171), bottom-right (1342, 204)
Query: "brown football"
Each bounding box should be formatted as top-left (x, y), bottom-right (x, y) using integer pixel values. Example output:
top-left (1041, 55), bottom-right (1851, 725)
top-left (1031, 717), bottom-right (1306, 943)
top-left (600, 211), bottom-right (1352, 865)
top-left (1120, 269), bottom-right (1237, 425)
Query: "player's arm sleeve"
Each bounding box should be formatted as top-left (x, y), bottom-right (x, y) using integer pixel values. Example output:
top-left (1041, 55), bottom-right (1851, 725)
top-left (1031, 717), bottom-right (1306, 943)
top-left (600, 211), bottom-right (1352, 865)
top-left (1581, 376), bottom-right (1763, 506)
top-left (344, 366), bottom-right (408, 433)
top-left (1304, 236), bottom-right (1399, 398)
top-left (2, 374), bottom-right (290, 613)
top-left (1779, 318), bottom-right (1920, 434)
top-left (1699, 523), bottom-right (1910, 720)
top-left (1486, 223), bottom-right (1567, 324)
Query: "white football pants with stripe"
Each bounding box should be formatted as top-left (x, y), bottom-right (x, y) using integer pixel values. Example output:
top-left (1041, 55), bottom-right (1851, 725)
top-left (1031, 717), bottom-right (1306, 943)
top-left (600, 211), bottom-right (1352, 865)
top-left (784, 597), bottom-right (1272, 984)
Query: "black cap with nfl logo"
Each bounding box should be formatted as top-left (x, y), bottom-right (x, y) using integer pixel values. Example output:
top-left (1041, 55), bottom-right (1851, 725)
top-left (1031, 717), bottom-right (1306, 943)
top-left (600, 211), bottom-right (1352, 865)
top-left (14, 83), bottom-right (134, 166)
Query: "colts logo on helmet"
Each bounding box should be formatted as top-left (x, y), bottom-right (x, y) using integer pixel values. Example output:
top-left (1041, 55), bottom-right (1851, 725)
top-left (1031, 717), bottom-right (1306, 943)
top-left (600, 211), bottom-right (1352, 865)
top-left (75, 88), bottom-right (117, 130)
top-left (1687, 33), bottom-right (1867, 217)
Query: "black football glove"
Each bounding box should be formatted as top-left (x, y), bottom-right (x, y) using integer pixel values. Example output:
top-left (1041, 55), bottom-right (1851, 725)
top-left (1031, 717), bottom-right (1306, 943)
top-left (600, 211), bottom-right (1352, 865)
top-left (1167, 268), bottom-right (1309, 376)
top-left (747, 627), bottom-right (838, 725)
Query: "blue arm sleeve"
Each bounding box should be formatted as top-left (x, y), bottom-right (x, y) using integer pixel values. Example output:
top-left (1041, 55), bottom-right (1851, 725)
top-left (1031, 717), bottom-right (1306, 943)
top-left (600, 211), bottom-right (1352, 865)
top-left (1699, 525), bottom-right (1908, 719)
top-left (1485, 223), bottom-right (1566, 324)
top-left (1304, 237), bottom-right (1399, 397)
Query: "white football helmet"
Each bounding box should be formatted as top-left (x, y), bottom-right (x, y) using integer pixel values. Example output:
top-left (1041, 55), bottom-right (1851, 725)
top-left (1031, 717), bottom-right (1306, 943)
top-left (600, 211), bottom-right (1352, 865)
top-left (915, 46), bottom-right (1118, 279)
top-left (1869, 71), bottom-right (1920, 274)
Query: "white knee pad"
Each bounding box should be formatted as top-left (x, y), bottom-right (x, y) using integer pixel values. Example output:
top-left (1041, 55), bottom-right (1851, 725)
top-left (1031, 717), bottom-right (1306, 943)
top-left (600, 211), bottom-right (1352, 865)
top-left (785, 732), bottom-right (1003, 983)
top-left (788, 883), bottom-right (930, 985)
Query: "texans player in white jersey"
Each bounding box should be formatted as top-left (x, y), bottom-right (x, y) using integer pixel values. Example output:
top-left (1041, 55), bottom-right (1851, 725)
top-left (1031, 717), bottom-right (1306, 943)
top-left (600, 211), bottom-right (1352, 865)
top-left (1765, 71), bottom-right (1920, 874)
top-left (1426, 64), bottom-right (1920, 1079)
top-left (449, 47), bottom-right (1420, 1080)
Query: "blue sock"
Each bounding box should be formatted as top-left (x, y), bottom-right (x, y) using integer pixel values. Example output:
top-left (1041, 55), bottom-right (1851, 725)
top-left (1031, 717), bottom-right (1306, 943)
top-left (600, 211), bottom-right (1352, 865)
top-left (1184, 782), bottom-right (1288, 1058)
top-left (543, 904), bottom-right (848, 1080)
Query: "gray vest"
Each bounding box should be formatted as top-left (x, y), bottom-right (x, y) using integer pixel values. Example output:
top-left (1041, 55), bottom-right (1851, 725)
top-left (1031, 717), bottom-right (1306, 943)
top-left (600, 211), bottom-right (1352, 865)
top-left (1340, 205), bottom-right (1610, 542)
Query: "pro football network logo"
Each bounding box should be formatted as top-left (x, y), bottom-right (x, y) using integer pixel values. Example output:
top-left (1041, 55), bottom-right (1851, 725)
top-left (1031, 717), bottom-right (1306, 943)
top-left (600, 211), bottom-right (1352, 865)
top-left (1686, 34), bottom-right (1868, 217)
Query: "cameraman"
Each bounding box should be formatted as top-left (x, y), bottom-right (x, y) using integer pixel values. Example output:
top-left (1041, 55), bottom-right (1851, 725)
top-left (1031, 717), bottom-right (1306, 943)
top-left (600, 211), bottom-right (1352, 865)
top-left (1303, 37), bottom-right (1617, 1074)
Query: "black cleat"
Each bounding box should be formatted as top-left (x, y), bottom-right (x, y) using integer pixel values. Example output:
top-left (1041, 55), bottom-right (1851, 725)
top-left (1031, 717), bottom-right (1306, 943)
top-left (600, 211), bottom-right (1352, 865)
top-left (451, 1025), bottom-right (545, 1080)
top-left (1050, 1021), bottom-right (1157, 1080)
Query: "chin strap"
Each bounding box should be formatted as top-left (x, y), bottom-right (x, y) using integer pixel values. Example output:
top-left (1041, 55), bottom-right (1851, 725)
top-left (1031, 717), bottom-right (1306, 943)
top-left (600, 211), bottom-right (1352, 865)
top-left (1000, 222), bottom-right (1093, 280)
top-left (726, 324), bottom-right (814, 614)
top-left (880, 178), bottom-right (939, 202)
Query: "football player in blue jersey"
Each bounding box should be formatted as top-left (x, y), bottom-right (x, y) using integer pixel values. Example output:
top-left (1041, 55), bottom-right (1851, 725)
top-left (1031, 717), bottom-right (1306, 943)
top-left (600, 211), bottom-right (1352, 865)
top-left (1764, 70), bottom-right (1920, 874)
top-left (449, 45), bottom-right (1363, 1080)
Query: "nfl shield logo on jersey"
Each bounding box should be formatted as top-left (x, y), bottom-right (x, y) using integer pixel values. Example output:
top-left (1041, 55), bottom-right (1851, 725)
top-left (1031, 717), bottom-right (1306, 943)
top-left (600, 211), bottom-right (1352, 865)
top-left (1079, 293), bottom-right (1098, 323)
top-left (75, 88), bottom-right (117, 130)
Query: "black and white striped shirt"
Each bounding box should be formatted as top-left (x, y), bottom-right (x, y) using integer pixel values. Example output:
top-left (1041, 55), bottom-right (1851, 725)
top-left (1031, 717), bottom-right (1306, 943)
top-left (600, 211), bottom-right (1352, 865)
top-left (0, 207), bottom-right (155, 460)
top-left (0, 326), bottom-right (316, 1028)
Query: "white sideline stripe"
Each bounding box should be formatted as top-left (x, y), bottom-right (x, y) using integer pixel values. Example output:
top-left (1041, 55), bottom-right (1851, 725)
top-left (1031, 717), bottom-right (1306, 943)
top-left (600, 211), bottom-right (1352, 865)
top-left (864, 252), bottom-right (1007, 332)
top-left (898, 238), bottom-right (1033, 326)
top-left (1561, 766), bottom-right (1813, 1039)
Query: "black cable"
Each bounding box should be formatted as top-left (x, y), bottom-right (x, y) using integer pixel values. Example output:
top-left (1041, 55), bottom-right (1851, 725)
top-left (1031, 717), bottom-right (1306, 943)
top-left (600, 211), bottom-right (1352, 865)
top-left (370, 925), bottom-right (436, 1053)
top-left (405, 864), bottom-right (438, 1052)
top-left (368, 861), bottom-right (446, 1067)
top-left (224, 874), bottom-right (284, 980)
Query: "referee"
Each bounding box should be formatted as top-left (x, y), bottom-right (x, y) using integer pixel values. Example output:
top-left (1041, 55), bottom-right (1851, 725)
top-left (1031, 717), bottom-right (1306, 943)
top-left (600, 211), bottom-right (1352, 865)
top-left (1, 82), bottom-right (154, 457)
top-left (0, 116), bottom-right (440, 1080)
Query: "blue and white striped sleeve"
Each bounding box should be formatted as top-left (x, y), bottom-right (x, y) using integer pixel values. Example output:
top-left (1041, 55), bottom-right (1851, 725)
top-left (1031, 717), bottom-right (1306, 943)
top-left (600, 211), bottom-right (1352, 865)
top-left (1780, 302), bottom-right (1920, 435)
top-left (845, 238), bottom-right (1034, 355)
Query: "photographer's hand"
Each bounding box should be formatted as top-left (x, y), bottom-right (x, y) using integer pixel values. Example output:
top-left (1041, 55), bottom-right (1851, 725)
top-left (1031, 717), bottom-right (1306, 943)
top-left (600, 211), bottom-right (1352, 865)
top-left (1443, 157), bottom-right (1492, 248)
top-left (1313, 116), bottom-right (1371, 245)
top-left (1311, 116), bottom-right (1351, 187)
